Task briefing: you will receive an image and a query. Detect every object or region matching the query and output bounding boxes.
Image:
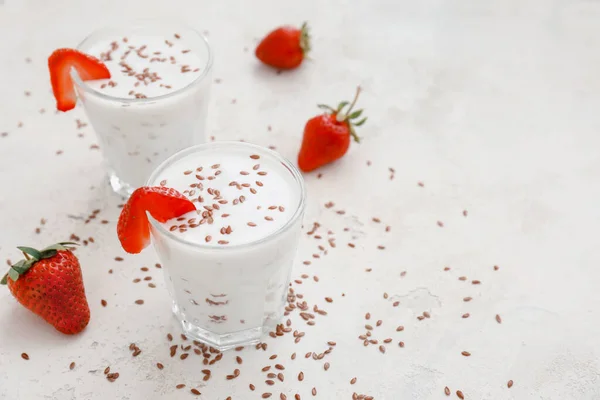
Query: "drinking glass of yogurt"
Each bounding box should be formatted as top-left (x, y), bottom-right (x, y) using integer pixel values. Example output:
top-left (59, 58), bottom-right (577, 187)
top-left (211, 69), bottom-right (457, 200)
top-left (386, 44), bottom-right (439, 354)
top-left (72, 19), bottom-right (213, 196)
top-left (146, 142), bottom-right (306, 350)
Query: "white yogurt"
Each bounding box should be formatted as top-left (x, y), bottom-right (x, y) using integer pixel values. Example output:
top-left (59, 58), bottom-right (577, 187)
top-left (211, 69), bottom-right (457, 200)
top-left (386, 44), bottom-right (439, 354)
top-left (74, 25), bottom-right (212, 195)
top-left (147, 142), bottom-right (305, 349)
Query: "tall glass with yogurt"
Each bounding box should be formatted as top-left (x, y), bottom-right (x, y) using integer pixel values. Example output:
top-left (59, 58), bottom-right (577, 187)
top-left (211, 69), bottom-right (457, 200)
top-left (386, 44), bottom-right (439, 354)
top-left (72, 20), bottom-right (213, 196)
top-left (147, 142), bottom-right (306, 350)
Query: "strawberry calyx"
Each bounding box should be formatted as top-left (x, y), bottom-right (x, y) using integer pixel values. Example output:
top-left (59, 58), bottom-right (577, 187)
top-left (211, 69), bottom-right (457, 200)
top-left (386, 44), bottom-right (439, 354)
top-left (299, 22), bottom-right (311, 56)
top-left (317, 86), bottom-right (367, 143)
top-left (0, 242), bottom-right (78, 285)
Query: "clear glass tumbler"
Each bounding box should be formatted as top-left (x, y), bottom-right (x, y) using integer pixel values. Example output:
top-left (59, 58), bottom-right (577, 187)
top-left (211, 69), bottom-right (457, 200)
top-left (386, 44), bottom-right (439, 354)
top-left (146, 142), bottom-right (306, 350)
top-left (72, 19), bottom-right (213, 196)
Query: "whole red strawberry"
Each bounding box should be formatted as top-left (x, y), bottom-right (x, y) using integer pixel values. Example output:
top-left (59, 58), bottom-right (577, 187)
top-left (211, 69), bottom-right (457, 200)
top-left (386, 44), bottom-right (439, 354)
top-left (1, 243), bottom-right (90, 334)
top-left (255, 22), bottom-right (310, 70)
top-left (298, 87), bottom-right (367, 172)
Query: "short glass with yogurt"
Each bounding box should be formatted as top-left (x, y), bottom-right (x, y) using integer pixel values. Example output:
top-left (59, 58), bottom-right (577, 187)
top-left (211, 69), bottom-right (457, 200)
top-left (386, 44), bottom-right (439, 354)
top-left (147, 142), bottom-right (306, 350)
top-left (73, 19), bottom-right (213, 196)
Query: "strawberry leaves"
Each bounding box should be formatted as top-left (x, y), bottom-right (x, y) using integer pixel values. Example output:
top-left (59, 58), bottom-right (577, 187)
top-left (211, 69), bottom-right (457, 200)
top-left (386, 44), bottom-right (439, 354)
top-left (1, 242), bottom-right (78, 284)
top-left (316, 86), bottom-right (367, 143)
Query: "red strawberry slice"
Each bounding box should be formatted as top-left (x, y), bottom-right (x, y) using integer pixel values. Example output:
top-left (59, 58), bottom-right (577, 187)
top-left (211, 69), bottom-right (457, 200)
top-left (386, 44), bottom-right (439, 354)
top-left (117, 187), bottom-right (196, 254)
top-left (48, 48), bottom-right (111, 112)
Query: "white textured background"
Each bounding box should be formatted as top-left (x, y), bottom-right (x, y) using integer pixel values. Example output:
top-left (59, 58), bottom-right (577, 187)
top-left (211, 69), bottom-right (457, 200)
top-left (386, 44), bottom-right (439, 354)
top-left (1, 0), bottom-right (600, 399)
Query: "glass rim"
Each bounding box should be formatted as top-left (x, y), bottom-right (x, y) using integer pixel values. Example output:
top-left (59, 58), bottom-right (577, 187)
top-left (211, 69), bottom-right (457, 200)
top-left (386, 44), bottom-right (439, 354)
top-left (146, 141), bottom-right (307, 252)
top-left (71, 18), bottom-right (213, 104)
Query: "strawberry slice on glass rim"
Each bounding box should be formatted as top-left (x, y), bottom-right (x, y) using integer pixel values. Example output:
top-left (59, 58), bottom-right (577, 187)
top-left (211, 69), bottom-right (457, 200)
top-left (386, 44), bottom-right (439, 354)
top-left (48, 48), bottom-right (111, 112)
top-left (117, 187), bottom-right (197, 254)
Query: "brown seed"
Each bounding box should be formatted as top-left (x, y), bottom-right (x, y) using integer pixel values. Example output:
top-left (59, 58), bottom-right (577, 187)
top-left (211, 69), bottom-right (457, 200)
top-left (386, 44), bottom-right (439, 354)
top-left (444, 386), bottom-right (451, 396)
top-left (376, 320), bottom-right (383, 326)
top-left (281, 394), bottom-right (287, 400)
top-left (396, 325), bottom-right (404, 332)
top-left (494, 265), bottom-right (499, 270)
top-left (69, 362), bottom-right (75, 370)
top-left (248, 222), bottom-right (257, 227)
top-left (350, 377), bottom-right (357, 384)
top-left (379, 345), bottom-right (386, 354)
top-left (312, 388), bottom-right (317, 396)
top-left (295, 395), bottom-right (300, 400)
top-left (262, 394), bottom-right (272, 399)
top-left (250, 154), bottom-right (260, 159)
top-left (104, 366), bottom-right (110, 375)
top-left (507, 380), bottom-right (514, 388)
top-left (398, 341), bottom-right (405, 348)
top-left (101, 299), bottom-right (107, 307)
top-left (176, 384), bottom-right (185, 389)
top-left (298, 371), bottom-right (304, 381)
top-left (472, 280), bottom-right (481, 285)
top-left (496, 314), bottom-right (502, 324)
top-left (180, 353), bottom-right (189, 360)
top-left (249, 384), bottom-right (256, 391)
top-left (266, 380), bottom-right (275, 385)
top-left (458, 276), bottom-right (467, 281)
top-left (462, 313), bottom-right (470, 318)
top-left (156, 363), bottom-right (164, 370)
top-left (191, 388), bottom-right (201, 395)
top-left (275, 364), bottom-right (285, 370)
top-left (167, 333), bottom-right (173, 341)
top-left (461, 351), bottom-right (471, 357)
top-left (456, 390), bottom-right (464, 399)
top-left (423, 311), bottom-right (431, 318)
top-left (324, 362), bottom-right (330, 371)
top-left (135, 299), bottom-right (144, 305)
top-left (463, 297), bottom-right (472, 302)
top-left (365, 312), bottom-right (371, 320)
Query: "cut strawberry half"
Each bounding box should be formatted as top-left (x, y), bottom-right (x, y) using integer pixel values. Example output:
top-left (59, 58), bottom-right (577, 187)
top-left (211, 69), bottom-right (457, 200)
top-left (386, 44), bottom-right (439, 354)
top-left (117, 187), bottom-right (196, 254)
top-left (48, 48), bottom-right (111, 112)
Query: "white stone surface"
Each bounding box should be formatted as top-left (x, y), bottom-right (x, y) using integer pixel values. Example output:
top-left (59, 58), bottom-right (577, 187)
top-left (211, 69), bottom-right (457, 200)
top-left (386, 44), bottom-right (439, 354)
top-left (1, 0), bottom-right (600, 399)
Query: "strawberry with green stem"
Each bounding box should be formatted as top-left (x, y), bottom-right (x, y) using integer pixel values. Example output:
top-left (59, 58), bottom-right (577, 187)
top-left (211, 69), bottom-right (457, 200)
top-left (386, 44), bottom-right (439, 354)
top-left (298, 86), bottom-right (367, 172)
top-left (1, 242), bottom-right (90, 335)
top-left (255, 22), bottom-right (311, 70)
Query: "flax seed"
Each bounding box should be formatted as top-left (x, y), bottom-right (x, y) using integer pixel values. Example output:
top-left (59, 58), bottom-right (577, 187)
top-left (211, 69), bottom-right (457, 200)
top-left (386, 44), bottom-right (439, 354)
top-left (463, 297), bottom-right (472, 302)
top-left (445, 387), bottom-right (451, 396)
top-left (461, 351), bottom-right (471, 357)
top-left (462, 313), bottom-right (470, 318)
top-left (156, 362), bottom-right (164, 370)
top-left (312, 388), bottom-right (317, 396)
top-left (191, 388), bottom-right (201, 395)
top-left (262, 394), bottom-right (272, 399)
top-left (298, 371), bottom-right (304, 381)
top-left (350, 377), bottom-right (357, 384)
top-left (396, 325), bottom-right (404, 331)
top-left (250, 384), bottom-right (256, 391)
top-left (250, 154), bottom-right (260, 159)
top-left (104, 367), bottom-right (110, 375)
top-left (507, 380), bottom-right (514, 388)
top-left (101, 299), bottom-right (107, 307)
top-left (496, 314), bottom-right (502, 323)
top-left (398, 341), bottom-right (405, 348)
top-left (456, 390), bottom-right (464, 399)
top-left (135, 299), bottom-right (144, 305)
